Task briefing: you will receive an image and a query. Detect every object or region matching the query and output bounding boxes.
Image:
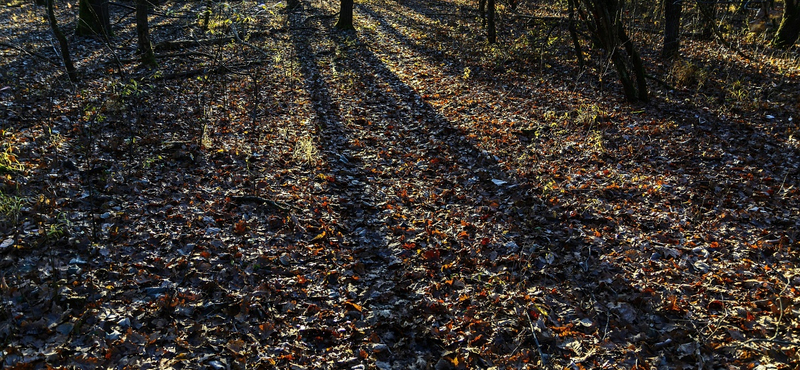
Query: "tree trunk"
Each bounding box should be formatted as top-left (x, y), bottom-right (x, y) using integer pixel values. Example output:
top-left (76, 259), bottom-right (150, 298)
top-left (136, 0), bottom-right (157, 67)
top-left (577, 0), bottom-right (648, 102)
top-left (201, 0), bottom-right (212, 32)
top-left (77, 0), bottom-right (112, 37)
top-left (487, 0), bottom-right (496, 43)
top-left (46, 0), bottom-right (77, 82)
top-left (618, 22), bottom-right (647, 102)
top-left (773, 0), bottom-right (800, 48)
top-left (479, 0), bottom-right (487, 26)
top-left (662, 0), bottom-right (682, 59)
top-left (697, 1), bottom-right (716, 40)
top-left (568, 0), bottom-right (585, 68)
top-left (335, 0), bottom-right (354, 30)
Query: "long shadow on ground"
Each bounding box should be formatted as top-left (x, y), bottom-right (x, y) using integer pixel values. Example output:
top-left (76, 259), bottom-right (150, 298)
top-left (281, 3), bottom-right (684, 368)
top-left (283, 5), bottom-right (568, 368)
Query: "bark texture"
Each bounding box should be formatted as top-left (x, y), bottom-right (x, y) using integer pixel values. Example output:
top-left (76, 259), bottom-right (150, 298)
top-left (136, 0), bottom-right (157, 67)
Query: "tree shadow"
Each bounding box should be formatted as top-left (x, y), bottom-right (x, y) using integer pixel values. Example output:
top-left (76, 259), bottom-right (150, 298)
top-left (284, 6), bottom-right (565, 367)
top-left (339, 1), bottom-right (800, 368)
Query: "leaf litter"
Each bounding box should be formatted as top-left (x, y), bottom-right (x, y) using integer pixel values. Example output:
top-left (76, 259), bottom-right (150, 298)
top-left (0, 0), bottom-right (799, 368)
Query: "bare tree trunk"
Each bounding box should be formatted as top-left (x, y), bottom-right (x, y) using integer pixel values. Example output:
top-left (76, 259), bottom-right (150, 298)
top-left (77, 0), bottom-right (112, 37)
top-left (697, 1), bottom-right (716, 40)
top-left (201, 0), bottom-right (212, 32)
top-left (46, 0), bottom-right (78, 82)
top-left (136, 0), bottom-right (157, 67)
top-left (773, 0), bottom-right (800, 48)
top-left (618, 22), bottom-right (647, 101)
top-left (577, 0), bottom-right (648, 102)
top-left (487, 0), bottom-right (496, 43)
top-left (662, 0), bottom-right (682, 59)
top-left (335, 0), bottom-right (354, 30)
top-left (479, 0), bottom-right (487, 26)
top-left (568, 0), bottom-right (584, 68)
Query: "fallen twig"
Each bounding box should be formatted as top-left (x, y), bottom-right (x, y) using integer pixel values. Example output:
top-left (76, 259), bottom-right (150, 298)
top-left (526, 310), bottom-right (548, 367)
top-left (154, 37), bottom-right (237, 51)
top-left (421, 13), bottom-right (470, 17)
top-left (741, 338), bottom-right (800, 346)
top-left (117, 51), bottom-right (214, 63)
top-left (303, 11), bottom-right (339, 23)
top-left (646, 74), bottom-right (676, 91)
top-left (154, 30), bottom-right (277, 51)
top-left (512, 14), bottom-right (566, 21)
top-left (0, 41), bottom-right (60, 66)
top-left (231, 23), bottom-right (271, 58)
top-left (229, 195), bottom-right (299, 213)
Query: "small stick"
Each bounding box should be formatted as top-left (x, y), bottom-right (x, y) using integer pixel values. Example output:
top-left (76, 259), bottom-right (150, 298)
top-left (0, 41), bottom-right (59, 66)
top-left (526, 310), bottom-right (548, 367)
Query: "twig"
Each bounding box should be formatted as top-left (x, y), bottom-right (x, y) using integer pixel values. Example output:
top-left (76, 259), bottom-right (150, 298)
top-left (512, 14), bottom-right (566, 21)
top-left (646, 74), bottom-right (676, 91)
top-left (303, 11), bottom-right (339, 23)
top-left (696, 4), bottom-right (752, 61)
top-left (525, 310), bottom-right (548, 367)
top-left (769, 276), bottom-right (791, 340)
top-left (156, 65), bottom-right (227, 80)
top-left (777, 172), bottom-right (789, 194)
top-left (112, 10), bottom-right (136, 26)
top-left (155, 60), bottom-right (266, 80)
top-left (157, 51), bottom-right (215, 59)
top-left (229, 195), bottom-right (298, 213)
top-left (421, 12), bottom-right (472, 17)
top-left (154, 37), bottom-right (237, 51)
top-left (117, 51), bottom-right (213, 63)
top-left (0, 41), bottom-right (60, 66)
top-left (741, 338), bottom-right (800, 346)
top-left (230, 23), bottom-right (271, 58)
top-left (154, 30), bottom-right (278, 51)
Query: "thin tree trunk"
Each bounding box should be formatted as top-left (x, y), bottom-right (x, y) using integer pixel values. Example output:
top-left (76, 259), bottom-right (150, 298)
top-left (136, 0), bottom-right (157, 67)
top-left (335, 0), bottom-right (354, 30)
top-left (201, 0), bottom-right (212, 32)
top-left (578, 0), bottom-right (648, 102)
top-left (46, 0), bottom-right (78, 82)
top-left (487, 0), bottom-right (496, 43)
top-left (568, 0), bottom-right (584, 68)
top-left (773, 0), bottom-right (800, 48)
top-left (662, 0), bottom-right (682, 59)
top-left (77, 0), bottom-right (112, 37)
top-left (619, 22), bottom-right (647, 102)
top-left (479, 0), bottom-right (487, 26)
top-left (698, 1), bottom-right (716, 40)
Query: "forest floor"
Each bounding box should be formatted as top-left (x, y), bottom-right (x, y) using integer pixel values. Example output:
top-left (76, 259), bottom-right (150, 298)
top-left (1, 0), bottom-right (800, 368)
